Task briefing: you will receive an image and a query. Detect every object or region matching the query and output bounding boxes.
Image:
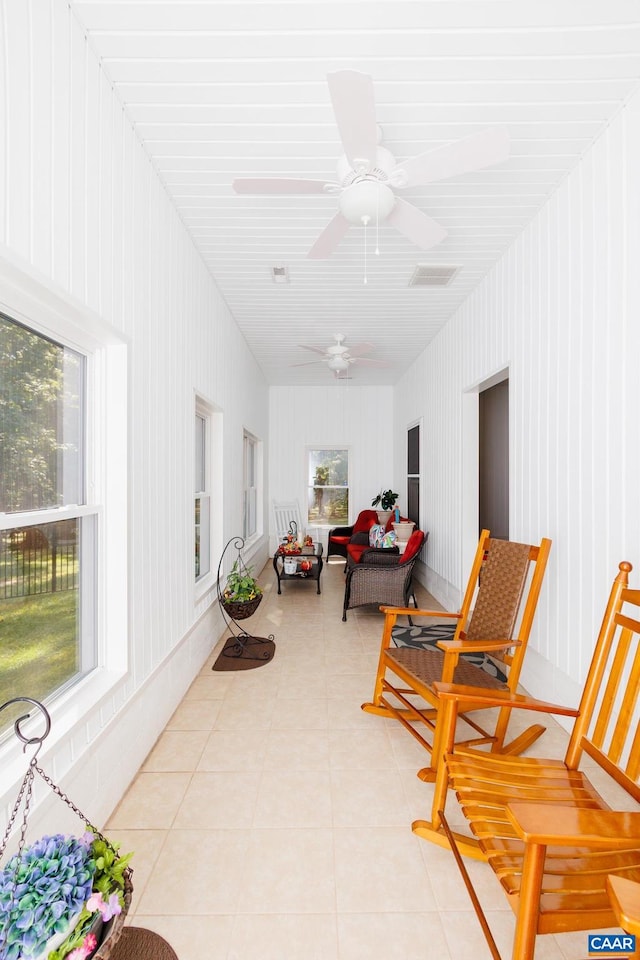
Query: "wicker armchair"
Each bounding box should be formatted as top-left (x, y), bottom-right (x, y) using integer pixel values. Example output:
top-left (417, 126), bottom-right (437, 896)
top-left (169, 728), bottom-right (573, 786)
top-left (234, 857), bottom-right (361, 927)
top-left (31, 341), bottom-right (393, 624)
top-left (342, 530), bottom-right (426, 621)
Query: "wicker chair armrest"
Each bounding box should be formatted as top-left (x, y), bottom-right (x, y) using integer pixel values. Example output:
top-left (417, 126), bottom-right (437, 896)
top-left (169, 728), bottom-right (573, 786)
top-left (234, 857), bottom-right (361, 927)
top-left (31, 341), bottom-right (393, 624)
top-left (358, 547), bottom-right (401, 565)
top-left (329, 525), bottom-right (354, 538)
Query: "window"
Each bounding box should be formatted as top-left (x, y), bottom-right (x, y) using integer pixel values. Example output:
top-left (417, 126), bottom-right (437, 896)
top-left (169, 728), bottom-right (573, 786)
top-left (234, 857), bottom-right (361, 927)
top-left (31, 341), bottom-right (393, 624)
top-left (195, 402), bottom-right (211, 581)
top-left (0, 312), bottom-right (97, 716)
top-left (243, 430), bottom-right (259, 540)
top-left (307, 448), bottom-right (349, 525)
top-left (407, 423), bottom-right (420, 524)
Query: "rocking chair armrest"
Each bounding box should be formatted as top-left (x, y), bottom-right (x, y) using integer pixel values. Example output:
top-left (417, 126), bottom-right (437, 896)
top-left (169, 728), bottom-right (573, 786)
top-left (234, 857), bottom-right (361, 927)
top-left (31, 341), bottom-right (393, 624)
top-left (507, 804), bottom-right (640, 849)
top-left (406, 609), bottom-right (462, 620)
top-left (432, 681), bottom-right (580, 718)
top-left (436, 637), bottom-right (520, 654)
top-left (607, 875), bottom-right (640, 935)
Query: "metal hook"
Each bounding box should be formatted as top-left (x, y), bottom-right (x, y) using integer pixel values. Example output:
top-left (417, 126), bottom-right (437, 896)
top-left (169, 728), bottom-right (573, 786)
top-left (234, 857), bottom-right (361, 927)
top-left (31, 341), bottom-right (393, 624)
top-left (0, 698), bottom-right (51, 757)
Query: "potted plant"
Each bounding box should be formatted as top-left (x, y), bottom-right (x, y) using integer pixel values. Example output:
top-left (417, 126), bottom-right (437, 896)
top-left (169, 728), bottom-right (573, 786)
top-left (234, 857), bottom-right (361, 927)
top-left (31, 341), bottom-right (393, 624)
top-left (0, 827), bottom-right (133, 960)
top-left (221, 559), bottom-right (263, 620)
top-left (371, 489), bottom-right (399, 525)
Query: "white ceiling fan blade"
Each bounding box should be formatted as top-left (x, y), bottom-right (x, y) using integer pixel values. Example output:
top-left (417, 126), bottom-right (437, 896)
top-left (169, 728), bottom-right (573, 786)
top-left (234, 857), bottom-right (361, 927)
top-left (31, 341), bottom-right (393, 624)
top-left (348, 358), bottom-right (389, 367)
top-left (346, 342), bottom-right (374, 356)
top-left (386, 198), bottom-right (448, 250)
top-left (232, 177), bottom-right (331, 195)
top-left (392, 127), bottom-right (510, 188)
top-left (307, 213), bottom-right (351, 260)
top-left (327, 71), bottom-right (378, 170)
top-left (290, 359), bottom-right (327, 367)
top-left (297, 344), bottom-right (329, 356)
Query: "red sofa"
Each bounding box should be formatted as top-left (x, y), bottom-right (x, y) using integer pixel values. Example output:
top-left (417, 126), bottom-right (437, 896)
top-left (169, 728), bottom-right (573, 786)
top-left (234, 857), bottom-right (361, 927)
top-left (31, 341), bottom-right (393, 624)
top-left (327, 509), bottom-right (379, 561)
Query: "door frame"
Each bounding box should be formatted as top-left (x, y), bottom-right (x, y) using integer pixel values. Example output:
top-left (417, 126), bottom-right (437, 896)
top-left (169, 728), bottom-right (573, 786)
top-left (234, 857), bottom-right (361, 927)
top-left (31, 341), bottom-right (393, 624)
top-left (461, 366), bottom-right (509, 576)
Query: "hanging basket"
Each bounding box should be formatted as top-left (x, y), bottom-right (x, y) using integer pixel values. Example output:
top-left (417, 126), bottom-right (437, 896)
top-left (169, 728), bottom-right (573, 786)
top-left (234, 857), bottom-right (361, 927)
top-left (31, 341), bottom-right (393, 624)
top-left (0, 699), bottom-right (134, 960)
top-left (221, 593), bottom-right (263, 620)
top-left (93, 869), bottom-right (133, 959)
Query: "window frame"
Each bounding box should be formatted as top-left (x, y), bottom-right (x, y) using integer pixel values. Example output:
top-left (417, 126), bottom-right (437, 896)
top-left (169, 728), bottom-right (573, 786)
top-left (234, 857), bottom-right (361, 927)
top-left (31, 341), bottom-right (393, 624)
top-left (305, 446), bottom-right (350, 527)
top-left (195, 402), bottom-right (211, 584)
top-left (0, 252), bottom-right (128, 753)
top-left (242, 429), bottom-right (262, 544)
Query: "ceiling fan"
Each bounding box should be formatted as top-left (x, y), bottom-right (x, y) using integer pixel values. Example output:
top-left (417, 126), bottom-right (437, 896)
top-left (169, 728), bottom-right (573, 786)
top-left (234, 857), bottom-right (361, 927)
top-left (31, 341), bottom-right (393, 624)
top-left (232, 70), bottom-right (509, 260)
top-left (292, 334), bottom-right (388, 378)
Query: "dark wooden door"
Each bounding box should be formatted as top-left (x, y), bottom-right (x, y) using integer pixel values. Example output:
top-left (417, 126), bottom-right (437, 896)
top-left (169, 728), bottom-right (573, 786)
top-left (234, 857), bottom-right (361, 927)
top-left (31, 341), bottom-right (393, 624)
top-left (479, 379), bottom-right (509, 539)
top-left (407, 424), bottom-right (420, 524)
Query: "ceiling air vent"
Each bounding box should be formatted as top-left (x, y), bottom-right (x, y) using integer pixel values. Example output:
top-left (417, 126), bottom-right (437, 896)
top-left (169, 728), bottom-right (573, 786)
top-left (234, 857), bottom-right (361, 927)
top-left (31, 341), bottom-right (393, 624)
top-left (271, 265), bottom-right (289, 284)
top-left (409, 264), bottom-right (460, 287)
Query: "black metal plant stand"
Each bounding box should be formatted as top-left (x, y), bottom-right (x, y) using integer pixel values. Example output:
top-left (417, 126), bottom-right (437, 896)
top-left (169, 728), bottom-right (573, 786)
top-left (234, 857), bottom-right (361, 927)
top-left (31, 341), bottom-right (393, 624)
top-left (215, 536), bottom-right (275, 665)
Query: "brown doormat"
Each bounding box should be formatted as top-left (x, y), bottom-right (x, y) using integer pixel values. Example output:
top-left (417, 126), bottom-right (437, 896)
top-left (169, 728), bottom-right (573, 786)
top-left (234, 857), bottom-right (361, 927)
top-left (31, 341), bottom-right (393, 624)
top-left (212, 634), bottom-right (276, 671)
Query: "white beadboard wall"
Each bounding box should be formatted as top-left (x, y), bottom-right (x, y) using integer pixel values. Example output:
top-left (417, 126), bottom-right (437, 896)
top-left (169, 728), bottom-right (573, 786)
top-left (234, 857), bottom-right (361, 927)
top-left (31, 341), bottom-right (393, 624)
top-left (395, 89), bottom-right (640, 709)
top-left (0, 1), bottom-right (269, 830)
top-left (269, 384), bottom-right (395, 548)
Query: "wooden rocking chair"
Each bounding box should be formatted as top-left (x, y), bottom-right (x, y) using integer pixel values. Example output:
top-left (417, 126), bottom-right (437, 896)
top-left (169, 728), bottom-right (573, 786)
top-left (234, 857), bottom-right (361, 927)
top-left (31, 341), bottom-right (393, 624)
top-left (361, 530), bottom-right (552, 778)
top-left (413, 561), bottom-right (640, 960)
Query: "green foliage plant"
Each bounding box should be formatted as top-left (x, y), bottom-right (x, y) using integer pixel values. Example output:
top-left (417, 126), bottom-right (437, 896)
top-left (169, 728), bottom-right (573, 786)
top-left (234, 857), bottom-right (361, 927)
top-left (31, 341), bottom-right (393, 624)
top-left (371, 489), bottom-right (399, 511)
top-left (223, 560), bottom-right (262, 603)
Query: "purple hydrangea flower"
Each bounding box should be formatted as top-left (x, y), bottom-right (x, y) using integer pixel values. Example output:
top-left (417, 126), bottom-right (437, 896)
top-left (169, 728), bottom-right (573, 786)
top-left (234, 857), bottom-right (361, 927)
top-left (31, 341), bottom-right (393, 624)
top-left (0, 834), bottom-right (95, 960)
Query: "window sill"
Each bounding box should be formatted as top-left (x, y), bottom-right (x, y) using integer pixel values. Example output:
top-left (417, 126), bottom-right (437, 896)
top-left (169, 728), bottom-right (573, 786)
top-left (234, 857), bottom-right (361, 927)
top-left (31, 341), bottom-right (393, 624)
top-left (0, 667), bottom-right (127, 796)
top-left (195, 570), bottom-right (216, 604)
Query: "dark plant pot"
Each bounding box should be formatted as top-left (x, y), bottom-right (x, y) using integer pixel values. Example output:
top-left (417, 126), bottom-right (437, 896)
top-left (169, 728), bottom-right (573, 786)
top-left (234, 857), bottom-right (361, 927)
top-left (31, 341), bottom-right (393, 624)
top-left (221, 594), bottom-right (263, 620)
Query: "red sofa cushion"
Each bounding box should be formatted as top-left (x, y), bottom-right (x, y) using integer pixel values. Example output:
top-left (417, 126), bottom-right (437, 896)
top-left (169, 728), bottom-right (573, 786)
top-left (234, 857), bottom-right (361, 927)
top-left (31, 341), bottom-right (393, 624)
top-left (399, 530), bottom-right (425, 564)
top-left (329, 534), bottom-right (351, 545)
top-left (353, 509), bottom-right (379, 533)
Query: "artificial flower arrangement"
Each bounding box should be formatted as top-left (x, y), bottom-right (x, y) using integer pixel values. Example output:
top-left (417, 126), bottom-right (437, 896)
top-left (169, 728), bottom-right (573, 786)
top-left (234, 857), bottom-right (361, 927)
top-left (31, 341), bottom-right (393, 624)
top-left (0, 827), bottom-right (133, 960)
top-left (278, 533), bottom-right (301, 555)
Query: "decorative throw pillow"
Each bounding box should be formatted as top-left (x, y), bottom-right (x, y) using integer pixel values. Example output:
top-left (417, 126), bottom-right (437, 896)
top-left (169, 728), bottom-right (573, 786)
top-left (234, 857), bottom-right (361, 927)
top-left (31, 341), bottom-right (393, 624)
top-left (369, 525), bottom-right (397, 549)
top-left (369, 524), bottom-right (384, 547)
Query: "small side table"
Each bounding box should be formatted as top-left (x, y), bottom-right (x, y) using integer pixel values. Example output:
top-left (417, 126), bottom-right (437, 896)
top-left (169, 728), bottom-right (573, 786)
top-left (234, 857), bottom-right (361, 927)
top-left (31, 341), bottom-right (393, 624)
top-left (273, 544), bottom-right (324, 594)
top-left (109, 927), bottom-right (179, 960)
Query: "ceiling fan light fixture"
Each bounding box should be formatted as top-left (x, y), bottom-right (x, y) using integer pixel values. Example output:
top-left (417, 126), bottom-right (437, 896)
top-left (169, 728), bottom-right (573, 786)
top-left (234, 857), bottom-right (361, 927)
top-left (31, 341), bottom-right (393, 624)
top-left (327, 355), bottom-right (350, 372)
top-left (339, 180), bottom-right (395, 226)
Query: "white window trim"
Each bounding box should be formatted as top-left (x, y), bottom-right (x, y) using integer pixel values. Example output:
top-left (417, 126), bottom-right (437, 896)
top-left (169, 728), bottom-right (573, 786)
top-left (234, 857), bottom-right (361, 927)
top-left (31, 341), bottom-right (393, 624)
top-left (305, 445), bottom-right (351, 528)
top-left (0, 246), bottom-right (128, 764)
top-left (194, 393), bottom-right (222, 604)
top-left (242, 429), bottom-right (262, 548)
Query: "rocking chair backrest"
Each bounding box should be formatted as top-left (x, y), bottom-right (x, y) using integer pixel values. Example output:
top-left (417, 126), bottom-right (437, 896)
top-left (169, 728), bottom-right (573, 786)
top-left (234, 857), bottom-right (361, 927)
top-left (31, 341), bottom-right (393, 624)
top-left (272, 500), bottom-right (303, 545)
top-left (456, 532), bottom-right (552, 682)
top-left (564, 563), bottom-right (640, 796)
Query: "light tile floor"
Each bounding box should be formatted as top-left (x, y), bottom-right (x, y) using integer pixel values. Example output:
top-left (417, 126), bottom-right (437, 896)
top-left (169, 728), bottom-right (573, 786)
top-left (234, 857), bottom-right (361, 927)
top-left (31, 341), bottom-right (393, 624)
top-left (106, 558), bottom-right (620, 960)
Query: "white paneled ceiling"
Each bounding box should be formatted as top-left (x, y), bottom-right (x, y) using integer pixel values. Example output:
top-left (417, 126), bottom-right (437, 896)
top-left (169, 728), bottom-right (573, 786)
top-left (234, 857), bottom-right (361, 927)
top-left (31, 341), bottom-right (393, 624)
top-left (71, 0), bottom-right (640, 385)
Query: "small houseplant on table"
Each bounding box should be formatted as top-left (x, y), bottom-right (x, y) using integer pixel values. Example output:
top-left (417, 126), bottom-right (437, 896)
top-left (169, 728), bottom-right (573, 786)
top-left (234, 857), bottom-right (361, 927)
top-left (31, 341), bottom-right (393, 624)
top-left (371, 488), bottom-right (399, 525)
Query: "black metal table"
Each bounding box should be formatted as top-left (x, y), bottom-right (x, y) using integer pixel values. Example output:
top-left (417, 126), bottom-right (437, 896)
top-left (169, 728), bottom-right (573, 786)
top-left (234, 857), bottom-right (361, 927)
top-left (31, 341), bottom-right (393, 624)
top-left (273, 543), bottom-right (324, 594)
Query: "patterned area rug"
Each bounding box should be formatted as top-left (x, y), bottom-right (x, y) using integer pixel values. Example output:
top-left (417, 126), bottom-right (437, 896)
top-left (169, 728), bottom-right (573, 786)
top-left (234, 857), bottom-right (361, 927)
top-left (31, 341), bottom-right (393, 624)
top-left (391, 622), bottom-right (507, 683)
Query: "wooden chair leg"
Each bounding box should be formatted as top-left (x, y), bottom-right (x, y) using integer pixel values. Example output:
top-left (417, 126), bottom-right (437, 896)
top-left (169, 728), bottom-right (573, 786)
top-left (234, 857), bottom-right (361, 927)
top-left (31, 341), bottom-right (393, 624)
top-left (511, 842), bottom-right (546, 960)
